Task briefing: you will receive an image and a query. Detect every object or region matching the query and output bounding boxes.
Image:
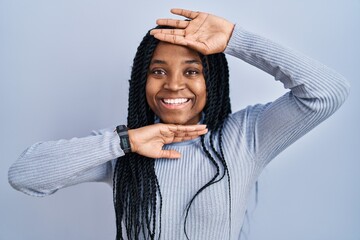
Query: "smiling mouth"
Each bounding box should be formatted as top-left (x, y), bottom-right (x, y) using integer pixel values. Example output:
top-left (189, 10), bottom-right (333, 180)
top-left (160, 98), bottom-right (192, 109)
top-left (161, 98), bottom-right (191, 105)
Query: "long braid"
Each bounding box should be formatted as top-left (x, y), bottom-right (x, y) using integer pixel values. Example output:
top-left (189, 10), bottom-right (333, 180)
top-left (213, 53), bottom-right (232, 236)
top-left (113, 29), bottom-right (161, 240)
top-left (183, 134), bottom-right (221, 239)
top-left (154, 171), bottom-right (163, 240)
top-left (184, 52), bottom-right (232, 239)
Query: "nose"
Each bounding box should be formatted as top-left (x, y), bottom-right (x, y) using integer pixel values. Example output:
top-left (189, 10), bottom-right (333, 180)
top-left (163, 73), bottom-right (185, 91)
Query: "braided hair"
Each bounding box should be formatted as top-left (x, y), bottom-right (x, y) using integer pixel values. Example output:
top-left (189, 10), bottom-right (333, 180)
top-left (113, 26), bottom-right (232, 240)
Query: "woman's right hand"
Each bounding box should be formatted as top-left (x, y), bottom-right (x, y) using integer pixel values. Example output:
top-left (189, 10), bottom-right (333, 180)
top-left (128, 123), bottom-right (207, 159)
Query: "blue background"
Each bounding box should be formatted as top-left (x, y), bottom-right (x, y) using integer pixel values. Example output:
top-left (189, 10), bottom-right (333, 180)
top-left (1, 0), bottom-right (359, 239)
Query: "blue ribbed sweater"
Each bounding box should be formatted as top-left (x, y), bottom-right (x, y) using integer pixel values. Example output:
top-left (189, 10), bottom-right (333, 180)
top-left (8, 25), bottom-right (350, 239)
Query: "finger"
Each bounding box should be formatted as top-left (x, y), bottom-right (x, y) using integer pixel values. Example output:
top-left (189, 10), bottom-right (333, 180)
top-left (167, 125), bottom-right (207, 135)
top-left (160, 149), bottom-right (181, 159)
top-left (173, 136), bottom-right (184, 142)
top-left (166, 124), bottom-right (207, 132)
top-left (191, 128), bottom-right (208, 136)
top-left (155, 19), bottom-right (190, 28)
top-left (171, 8), bottom-right (200, 19)
top-left (167, 125), bottom-right (193, 132)
top-left (160, 127), bottom-right (205, 143)
top-left (174, 124), bottom-right (207, 132)
top-left (173, 135), bottom-right (196, 143)
top-left (172, 129), bottom-right (208, 143)
top-left (198, 128), bottom-right (208, 135)
top-left (160, 129), bottom-right (175, 138)
top-left (150, 29), bottom-right (186, 36)
top-left (174, 128), bottom-right (208, 137)
top-left (174, 131), bottom-right (186, 137)
top-left (152, 33), bottom-right (188, 46)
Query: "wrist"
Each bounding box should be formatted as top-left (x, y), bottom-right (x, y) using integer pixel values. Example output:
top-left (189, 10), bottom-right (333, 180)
top-left (127, 129), bottom-right (137, 154)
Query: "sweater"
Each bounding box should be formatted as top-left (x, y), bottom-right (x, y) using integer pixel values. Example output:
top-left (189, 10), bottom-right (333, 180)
top-left (8, 25), bottom-right (350, 239)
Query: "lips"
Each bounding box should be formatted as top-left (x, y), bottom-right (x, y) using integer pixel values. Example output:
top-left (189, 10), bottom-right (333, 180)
top-left (159, 97), bottom-right (192, 110)
top-left (161, 98), bottom-right (190, 105)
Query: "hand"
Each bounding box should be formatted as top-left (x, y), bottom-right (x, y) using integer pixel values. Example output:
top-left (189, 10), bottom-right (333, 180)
top-left (150, 8), bottom-right (235, 55)
top-left (128, 123), bottom-right (208, 159)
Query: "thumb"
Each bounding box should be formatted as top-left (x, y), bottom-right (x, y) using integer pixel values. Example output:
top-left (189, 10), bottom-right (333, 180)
top-left (159, 149), bottom-right (181, 159)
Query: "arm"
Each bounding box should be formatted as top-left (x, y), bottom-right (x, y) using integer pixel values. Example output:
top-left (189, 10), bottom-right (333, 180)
top-left (226, 26), bottom-right (350, 165)
top-left (8, 128), bottom-right (121, 196)
top-left (8, 124), bottom-right (208, 196)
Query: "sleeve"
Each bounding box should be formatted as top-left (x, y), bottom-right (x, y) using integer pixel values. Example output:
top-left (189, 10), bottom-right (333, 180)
top-left (8, 127), bottom-right (125, 197)
top-left (224, 25), bottom-right (350, 166)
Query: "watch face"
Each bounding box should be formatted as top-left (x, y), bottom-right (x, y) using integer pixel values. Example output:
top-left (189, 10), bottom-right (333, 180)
top-left (121, 137), bottom-right (130, 150)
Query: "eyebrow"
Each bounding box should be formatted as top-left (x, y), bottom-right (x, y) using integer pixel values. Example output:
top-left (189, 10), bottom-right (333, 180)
top-left (150, 59), bottom-right (201, 65)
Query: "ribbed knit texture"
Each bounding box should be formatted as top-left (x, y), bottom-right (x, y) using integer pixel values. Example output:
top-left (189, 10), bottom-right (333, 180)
top-left (8, 25), bottom-right (350, 239)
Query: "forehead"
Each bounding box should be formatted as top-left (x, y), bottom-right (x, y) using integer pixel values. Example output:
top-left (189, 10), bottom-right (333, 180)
top-left (151, 42), bottom-right (201, 62)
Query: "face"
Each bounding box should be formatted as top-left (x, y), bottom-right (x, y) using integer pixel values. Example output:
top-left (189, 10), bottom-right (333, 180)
top-left (146, 42), bottom-right (206, 125)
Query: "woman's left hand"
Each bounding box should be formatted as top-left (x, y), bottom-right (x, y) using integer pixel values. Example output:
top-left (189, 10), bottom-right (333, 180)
top-left (150, 8), bottom-right (234, 55)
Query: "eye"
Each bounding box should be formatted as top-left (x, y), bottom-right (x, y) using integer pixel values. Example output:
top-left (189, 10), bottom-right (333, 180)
top-left (149, 68), bottom-right (167, 79)
top-left (185, 69), bottom-right (200, 76)
top-left (150, 69), bottom-right (166, 76)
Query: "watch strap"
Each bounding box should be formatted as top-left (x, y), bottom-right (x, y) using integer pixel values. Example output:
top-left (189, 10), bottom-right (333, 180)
top-left (116, 125), bottom-right (131, 154)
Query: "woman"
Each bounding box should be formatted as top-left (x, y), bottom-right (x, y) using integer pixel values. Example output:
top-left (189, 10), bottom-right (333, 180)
top-left (8, 8), bottom-right (350, 240)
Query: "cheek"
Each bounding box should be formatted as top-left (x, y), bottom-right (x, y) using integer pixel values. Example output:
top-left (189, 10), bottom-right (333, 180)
top-left (145, 79), bottom-right (160, 111)
top-left (145, 83), bottom-right (151, 102)
top-left (145, 80), bottom-right (155, 101)
top-left (195, 81), bottom-right (207, 108)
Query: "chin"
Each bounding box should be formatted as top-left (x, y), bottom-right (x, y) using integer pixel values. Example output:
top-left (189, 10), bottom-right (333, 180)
top-left (161, 118), bottom-right (187, 125)
top-left (159, 116), bottom-right (199, 125)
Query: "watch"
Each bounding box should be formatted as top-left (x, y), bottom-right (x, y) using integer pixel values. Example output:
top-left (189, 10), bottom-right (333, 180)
top-left (116, 125), bottom-right (131, 154)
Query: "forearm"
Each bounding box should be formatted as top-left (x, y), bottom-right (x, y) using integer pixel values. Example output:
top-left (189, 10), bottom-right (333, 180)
top-left (225, 25), bottom-right (350, 110)
top-left (8, 128), bottom-right (124, 196)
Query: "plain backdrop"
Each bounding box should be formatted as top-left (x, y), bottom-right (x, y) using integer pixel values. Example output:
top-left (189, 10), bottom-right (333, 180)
top-left (1, 0), bottom-right (359, 239)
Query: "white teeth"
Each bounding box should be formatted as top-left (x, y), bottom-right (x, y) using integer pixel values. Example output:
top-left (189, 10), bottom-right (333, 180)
top-left (163, 98), bottom-right (189, 104)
